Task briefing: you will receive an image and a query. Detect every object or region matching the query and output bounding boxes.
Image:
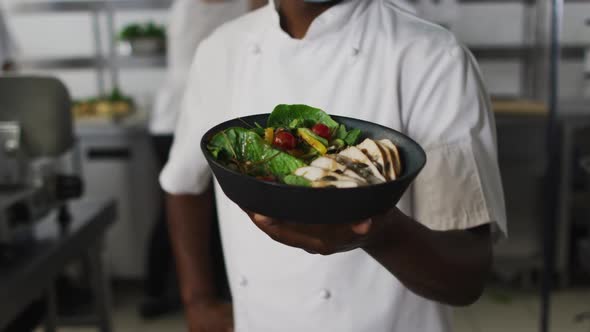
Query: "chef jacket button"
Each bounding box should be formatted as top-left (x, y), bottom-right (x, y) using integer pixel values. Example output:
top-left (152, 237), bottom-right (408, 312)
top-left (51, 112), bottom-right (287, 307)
top-left (352, 48), bottom-right (360, 57)
top-left (319, 289), bottom-right (331, 300)
top-left (239, 276), bottom-right (248, 287)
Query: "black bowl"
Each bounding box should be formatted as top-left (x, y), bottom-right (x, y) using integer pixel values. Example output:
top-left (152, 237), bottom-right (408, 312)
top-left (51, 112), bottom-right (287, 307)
top-left (201, 114), bottom-right (426, 224)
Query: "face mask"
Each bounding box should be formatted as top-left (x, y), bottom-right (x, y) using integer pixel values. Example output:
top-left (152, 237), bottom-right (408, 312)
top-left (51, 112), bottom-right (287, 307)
top-left (303, 0), bottom-right (338, 3)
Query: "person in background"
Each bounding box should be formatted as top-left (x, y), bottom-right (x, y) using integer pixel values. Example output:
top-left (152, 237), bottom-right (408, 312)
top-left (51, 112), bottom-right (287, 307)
top-left (162, 0), bottom-right (507, 331)
top-left (142, 0), bottom-right (262, 319)
top-left (0, 6), bottom-right (16, 72)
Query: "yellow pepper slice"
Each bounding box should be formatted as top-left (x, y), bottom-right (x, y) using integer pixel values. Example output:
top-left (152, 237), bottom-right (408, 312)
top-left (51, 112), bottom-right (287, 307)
top-left (264, 128), bottom-right (274, 145)
top-left (297, 128), bottom-right (327, 155)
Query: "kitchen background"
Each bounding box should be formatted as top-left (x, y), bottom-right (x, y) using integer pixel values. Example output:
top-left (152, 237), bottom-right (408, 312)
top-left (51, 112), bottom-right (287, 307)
top-left (0, 0), bottom-right (589, 331)
top-left (3, 1), bottom-right (590, 98)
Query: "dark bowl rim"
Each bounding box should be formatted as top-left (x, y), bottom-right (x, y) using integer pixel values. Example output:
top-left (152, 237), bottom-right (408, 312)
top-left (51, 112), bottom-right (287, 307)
top-left (200, 113), bottom-right (427, 192)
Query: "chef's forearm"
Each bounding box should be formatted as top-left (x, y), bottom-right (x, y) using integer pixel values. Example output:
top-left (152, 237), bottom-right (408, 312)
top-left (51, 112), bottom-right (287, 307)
top-left (364, 209), bottom-right (492, 307)
top-left (167, 189), bottom-right (218, 306)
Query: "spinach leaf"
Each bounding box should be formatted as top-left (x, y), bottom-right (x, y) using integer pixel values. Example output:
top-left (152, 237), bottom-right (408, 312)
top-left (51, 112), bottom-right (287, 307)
top-left (344, 129), bottom-right (362, 146)
top-left (283, 175), bottom-right (311, 187)
top-left (334, 124), bottom-right (348, 140)
top-left (267, 104), bottom-right (339, 130)
top-left (208, 127), bottom-right (306, 178)
top-left (251, 127), bottom-right (265, 137)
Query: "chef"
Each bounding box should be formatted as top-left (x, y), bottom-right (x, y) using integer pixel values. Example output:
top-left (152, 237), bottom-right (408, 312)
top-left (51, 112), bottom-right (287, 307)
top-left (143, 0), bottom-right (253, 318)
top-left (161, 0), bottom-right (507, 331)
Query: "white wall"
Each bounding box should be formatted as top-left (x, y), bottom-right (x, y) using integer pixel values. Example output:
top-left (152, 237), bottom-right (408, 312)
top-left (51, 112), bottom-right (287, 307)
top-left (2, 0), bottom-right (590, 101)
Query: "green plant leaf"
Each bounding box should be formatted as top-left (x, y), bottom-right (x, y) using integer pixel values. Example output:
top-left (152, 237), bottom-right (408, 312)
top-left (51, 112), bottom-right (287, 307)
top-left (267, 104), bottom-right (339, 130)
top-left (119, 24), bottom-right (143, 40)
top-left (334, 124), bottom-right (348, 140)
top-left (283, 175), bottom-right (311, 187)
top-left (119, 22), bottom-right (165, 40)
top-left (208, 127), bottom-right (306, 178)
top-left (344, 129), bottom-right (361, 146)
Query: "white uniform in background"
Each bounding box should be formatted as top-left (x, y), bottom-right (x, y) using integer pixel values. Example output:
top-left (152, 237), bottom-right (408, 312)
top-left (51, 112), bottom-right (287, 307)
top-left (162, 1), bottom-right (507, 331)
top-left (149, 0), bottom-right (250, 135)
top-left (0, 8), bottom-right (16, 66)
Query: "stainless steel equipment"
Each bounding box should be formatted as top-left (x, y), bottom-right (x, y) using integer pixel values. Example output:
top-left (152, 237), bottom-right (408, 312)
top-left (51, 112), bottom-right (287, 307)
top-left (0, 76), bottom-right (82, 244)
top-left (0, 121), bottom-right (24, 186)
top-left (76, 119), bottom-right (159, 279)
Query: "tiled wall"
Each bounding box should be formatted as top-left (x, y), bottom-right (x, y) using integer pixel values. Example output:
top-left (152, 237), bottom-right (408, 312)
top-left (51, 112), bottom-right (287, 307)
top-left (3, 0), bottom-right (590, 100)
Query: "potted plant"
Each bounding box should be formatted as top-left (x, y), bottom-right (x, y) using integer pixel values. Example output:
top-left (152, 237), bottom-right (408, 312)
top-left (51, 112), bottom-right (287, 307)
top-left (72, 88), bottom-right (134, 121)
top-left (119, 22), bottom-right (166, 56)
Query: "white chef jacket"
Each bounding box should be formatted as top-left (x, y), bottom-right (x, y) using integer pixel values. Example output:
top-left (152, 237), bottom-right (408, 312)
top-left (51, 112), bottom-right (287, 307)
top-left (161, 1), bottom-right (507, 331)
top-left (149, 0), bottom-right (249, 134)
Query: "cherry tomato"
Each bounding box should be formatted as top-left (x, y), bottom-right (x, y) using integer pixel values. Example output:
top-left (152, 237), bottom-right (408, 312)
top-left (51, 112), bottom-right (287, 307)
top-left (273, 131), bottom-right (297, 150)
top-left (312, 123), bottom-right (331, 140)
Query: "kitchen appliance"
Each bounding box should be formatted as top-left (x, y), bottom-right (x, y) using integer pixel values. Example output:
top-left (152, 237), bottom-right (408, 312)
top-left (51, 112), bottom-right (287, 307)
top-left (0, 121), bottom-right (24, 186)
top-left (76, 120), bottom-right (159, 279)
top-left (0, 76), bottom-right (83, 244)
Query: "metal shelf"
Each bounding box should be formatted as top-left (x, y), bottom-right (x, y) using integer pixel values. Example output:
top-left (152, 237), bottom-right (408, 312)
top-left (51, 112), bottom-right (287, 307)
top-left (109, 0), bottom-right (172, 11)
top-left (115, 54), bottom-right (166, 68)
top-left (470, 45), bottom-right (585, 60)
top-left (16, 54), bottom-right (166, 70)
top-left (16, 56), bottom-right (106, 70)
top-left (15, 45), bottom-right (583, 71)
top-left (11, 1), bottom-right (105, 13)
top-left (17, 55), bottom-right (166, 69)
top-left (11, 0), bottom-right (173, 13)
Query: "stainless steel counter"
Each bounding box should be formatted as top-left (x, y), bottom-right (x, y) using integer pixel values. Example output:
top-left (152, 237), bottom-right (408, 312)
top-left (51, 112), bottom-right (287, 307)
top-left (493, 98), bottom-right (590, 287)
top-left (74, 111), bottom-right (159, 279)
top-left (11, 0), bottom-right (173, 13)
top-left (0, 187), bottom-right (35, 211)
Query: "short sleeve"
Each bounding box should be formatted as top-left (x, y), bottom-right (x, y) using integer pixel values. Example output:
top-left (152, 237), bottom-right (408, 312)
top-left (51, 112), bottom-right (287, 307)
top-left (402, 40), bottom-right (507, 237)
top-left (159, 37), bottom-right (229, 194)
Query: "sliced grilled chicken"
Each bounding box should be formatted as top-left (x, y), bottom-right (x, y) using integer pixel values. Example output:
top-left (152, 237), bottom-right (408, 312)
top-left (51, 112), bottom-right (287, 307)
top-left (375, 141), bottom-right (397, 180)
top-left (357, 138), bottom-right (392, 179)
top-left (294, 166), bottom-right (365, 184)
top-left (310, 156), bottom-right (346, 172)
top-left (311, 157), bottom-right (367, 183)
top-left (311, 180), bottom-right (359, 188)
top-left (379, 139), bottom-right (402, 176)
top-left (338, 147), bottom-right (386, 183)
top-left (334, 155), bottom-right (383, 184)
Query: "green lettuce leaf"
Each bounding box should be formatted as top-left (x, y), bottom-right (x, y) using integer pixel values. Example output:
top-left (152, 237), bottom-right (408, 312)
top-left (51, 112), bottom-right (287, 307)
top-left (283, 175), bottom-right (311, 187)
top-left (344, 129), bottom-right (362, 146)
top-left (334, 124), bottom-right (348, 140)
top-left (207, 127), bottom-right (306, 178)
top-left (267, 104), bottom-right (339, 130)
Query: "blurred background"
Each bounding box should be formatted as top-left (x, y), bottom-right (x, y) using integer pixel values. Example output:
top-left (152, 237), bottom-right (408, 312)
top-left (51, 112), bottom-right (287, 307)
top-left (0, 0), bottom-right (589, 331)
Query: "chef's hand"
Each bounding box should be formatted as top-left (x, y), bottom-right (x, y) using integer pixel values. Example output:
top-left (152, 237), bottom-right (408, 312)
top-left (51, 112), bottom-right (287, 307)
top-left (185, 298), bottom-right (233, 332)
top-left (243, 209), bottom-right (390, 255)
